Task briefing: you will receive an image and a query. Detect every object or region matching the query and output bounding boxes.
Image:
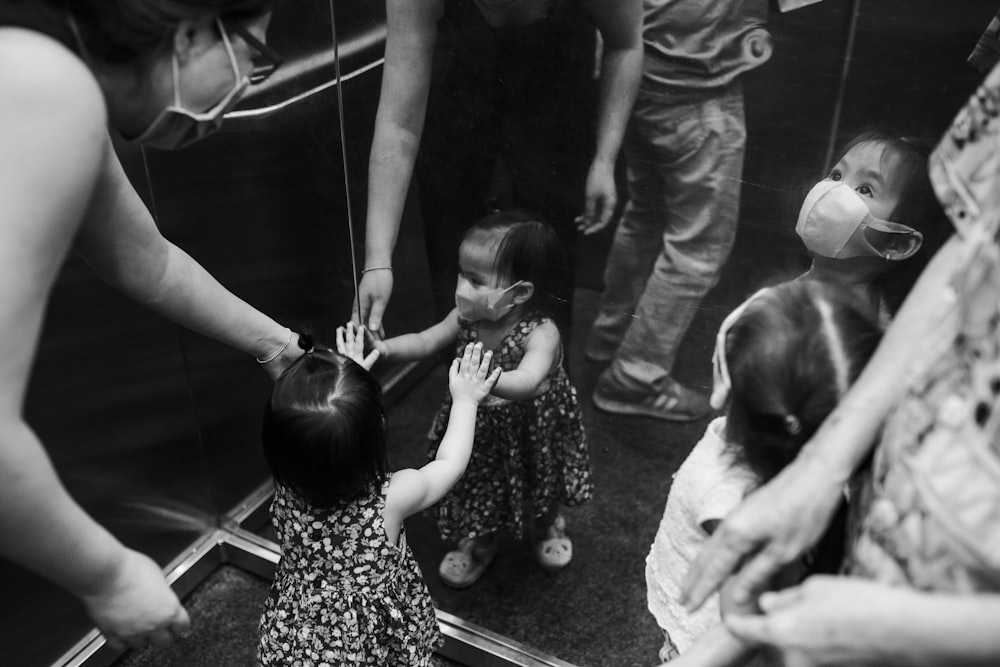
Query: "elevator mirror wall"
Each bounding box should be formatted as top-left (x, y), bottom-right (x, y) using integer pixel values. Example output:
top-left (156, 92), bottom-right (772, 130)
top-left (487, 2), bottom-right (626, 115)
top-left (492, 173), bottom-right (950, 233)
top-left (2, 1), bottom-right (995, 666)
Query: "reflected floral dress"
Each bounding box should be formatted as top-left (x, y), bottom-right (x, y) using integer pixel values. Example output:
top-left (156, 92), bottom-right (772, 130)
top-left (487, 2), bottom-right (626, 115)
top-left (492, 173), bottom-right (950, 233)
top-left (257, 477), bottom-right (441, 666)
top-left (427, 315), bottom-right (593, 541)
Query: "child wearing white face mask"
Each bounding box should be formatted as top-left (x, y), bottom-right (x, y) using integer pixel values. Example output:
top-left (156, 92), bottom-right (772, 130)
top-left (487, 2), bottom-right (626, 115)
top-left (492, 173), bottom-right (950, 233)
top-left (368, 210), bottom-right (593, 587)
top-left (796, 130), bottom-right (951, 324)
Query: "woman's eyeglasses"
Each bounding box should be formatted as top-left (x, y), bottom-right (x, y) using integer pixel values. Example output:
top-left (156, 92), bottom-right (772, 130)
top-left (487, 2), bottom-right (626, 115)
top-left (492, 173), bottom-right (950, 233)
top-left (228, 22), bottom-right (283, 85)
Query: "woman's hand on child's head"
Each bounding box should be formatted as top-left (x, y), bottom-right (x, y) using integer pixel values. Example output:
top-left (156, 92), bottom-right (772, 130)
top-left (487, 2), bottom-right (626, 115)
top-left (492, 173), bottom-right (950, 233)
top-left (336, 322), bottom-right (381, 370)
top-left (449, 342), bottom-right (501, 406)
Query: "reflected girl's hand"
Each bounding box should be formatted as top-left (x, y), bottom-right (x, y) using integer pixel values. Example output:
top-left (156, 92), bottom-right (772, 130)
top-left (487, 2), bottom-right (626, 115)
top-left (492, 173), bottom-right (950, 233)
top-left (336, 322), bottom-right (381, 370)
top-left (449, 342), bottom-right (501, 406)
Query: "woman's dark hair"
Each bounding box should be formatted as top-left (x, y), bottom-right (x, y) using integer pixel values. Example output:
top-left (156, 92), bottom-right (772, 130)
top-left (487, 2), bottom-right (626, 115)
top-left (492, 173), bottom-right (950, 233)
top-left (262, 344), bottom-right (387, 509)
top-left (833, 129), bottom-right (952, 314)
top-left (48, 0), bottom-right (271, 64)
top-left (724, 280), bottom-right (883, 481)
top-left (461, 210), bottom-right (566, 317)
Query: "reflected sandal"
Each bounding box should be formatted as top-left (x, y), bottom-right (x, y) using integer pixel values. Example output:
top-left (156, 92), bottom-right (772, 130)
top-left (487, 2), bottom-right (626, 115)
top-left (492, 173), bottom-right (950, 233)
top-left (535, 515), bottom-right (572, 571)
top-left (439, 536), bottom-right (498, 588)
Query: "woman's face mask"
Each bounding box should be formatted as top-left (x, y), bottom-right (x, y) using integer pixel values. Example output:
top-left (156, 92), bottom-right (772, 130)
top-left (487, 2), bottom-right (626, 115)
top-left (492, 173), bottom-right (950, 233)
top-left (455, 275), bottom-right (523, 322)
top-left (135, 18), bottom-right (249, 150)
top-left (795, 180), bottom-right (923, 260)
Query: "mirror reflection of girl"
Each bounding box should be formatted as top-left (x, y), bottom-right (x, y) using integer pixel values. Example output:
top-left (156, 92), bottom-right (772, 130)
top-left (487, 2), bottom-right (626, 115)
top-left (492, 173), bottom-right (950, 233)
top-left (797, 130), bottom-right (951, 325)
top-left (647, 280), bottom-right (882, 665)
top-left (258, 336), bottom-right (499, 665)
top-left (369, 210), bottom-right (593, 587)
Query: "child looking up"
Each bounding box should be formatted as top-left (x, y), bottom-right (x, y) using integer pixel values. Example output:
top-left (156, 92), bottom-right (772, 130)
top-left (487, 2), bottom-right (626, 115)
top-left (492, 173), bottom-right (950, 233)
top-left (257, 335), bottom-right (499, 665)
top-left (796, 130), bottom-right (951, 323)
top-left (646, 280), bottom-right (882, 663)
top-left (370, 210), bottom-right (593, 588)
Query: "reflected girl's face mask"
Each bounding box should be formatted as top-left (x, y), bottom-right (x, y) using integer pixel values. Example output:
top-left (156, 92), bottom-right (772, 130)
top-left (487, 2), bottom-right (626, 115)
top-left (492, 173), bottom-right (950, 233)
top-left (455, 275), bottom-right (523, 322)
top-left (135, 18), bottom-right (250, 150)
top-left (795, 181), bottom-right (923, 259)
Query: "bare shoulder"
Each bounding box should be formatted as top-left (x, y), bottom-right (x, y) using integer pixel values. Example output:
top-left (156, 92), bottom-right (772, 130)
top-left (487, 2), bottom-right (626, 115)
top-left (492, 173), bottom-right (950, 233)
top-left (525, 319), bottom-right (561, 348)
top-left (0, 27), bottom-right (105, 123)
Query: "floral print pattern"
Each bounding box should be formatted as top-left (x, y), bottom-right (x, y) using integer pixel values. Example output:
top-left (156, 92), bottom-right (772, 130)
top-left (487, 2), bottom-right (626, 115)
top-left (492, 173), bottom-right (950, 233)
top-left (427, 315), bottom-right (593, 542)
top-left (258, 477), bottom-right (441, 665)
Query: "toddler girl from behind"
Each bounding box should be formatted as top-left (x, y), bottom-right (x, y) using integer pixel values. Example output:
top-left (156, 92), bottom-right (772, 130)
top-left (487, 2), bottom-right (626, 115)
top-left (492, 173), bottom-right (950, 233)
top-left (257, 334), bottom-right (499, 665)
top-left (647, 280), bottom-right (883, 664)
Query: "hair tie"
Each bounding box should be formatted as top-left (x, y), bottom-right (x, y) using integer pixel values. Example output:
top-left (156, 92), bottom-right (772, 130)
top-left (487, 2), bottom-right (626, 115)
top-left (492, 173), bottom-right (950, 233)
top-left (297, 333), bottom-right (315, 353)
top-left (784, 414), bottom-right (802, 435)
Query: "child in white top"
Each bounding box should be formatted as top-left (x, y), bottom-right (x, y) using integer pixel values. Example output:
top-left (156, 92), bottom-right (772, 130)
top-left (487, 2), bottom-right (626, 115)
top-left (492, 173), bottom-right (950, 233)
top-left (647, 279), bottom-right (882, 664)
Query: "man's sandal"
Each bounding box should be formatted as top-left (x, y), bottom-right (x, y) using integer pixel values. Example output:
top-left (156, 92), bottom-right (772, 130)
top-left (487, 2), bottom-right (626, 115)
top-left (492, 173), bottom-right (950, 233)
top-left (439, 535), bottom-right (498, 588)
top-left (535, 514), bottom-right (572, 571)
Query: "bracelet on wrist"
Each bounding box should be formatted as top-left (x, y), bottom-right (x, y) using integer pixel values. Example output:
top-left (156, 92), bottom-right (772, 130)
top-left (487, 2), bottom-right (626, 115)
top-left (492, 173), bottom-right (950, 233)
top-left (256, 328), bottom-right (293, 364)
top-left (361, 266), bottom-right (392, 274)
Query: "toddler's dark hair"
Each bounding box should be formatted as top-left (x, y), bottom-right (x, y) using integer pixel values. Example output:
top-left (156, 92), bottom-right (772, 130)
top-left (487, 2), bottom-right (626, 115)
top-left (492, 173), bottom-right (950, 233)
top-left (262, 342), bottom-right (386, 508)
top-left (461, 210), bottom-right (566, 318)
top-left (833, 129), bottom-right (951, 314)
top-left (724, 280), bottom-right (883, 481)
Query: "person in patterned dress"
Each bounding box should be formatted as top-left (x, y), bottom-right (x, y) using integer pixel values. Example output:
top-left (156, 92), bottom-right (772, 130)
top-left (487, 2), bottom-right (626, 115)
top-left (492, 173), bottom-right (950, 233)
top-left (257, 331), bottom-right (499, 665)
top-left (679, 60), bottom-right (1000, 666)
top-left (371, 210), bottom-right (594, 588)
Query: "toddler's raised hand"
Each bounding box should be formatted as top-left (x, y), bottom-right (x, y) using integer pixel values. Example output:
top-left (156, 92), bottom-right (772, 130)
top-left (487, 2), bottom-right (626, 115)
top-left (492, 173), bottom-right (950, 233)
top-left (449, 342), bottom-right (500, 405)
top-left (336, 322), bottom-right (380, 370)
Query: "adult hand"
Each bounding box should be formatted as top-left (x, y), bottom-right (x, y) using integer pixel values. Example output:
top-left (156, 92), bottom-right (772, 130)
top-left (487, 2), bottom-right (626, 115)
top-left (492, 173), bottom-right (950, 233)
top-left (353, 269), bottom-right (394, 337)
top-left (726, 576), bottom-right (912, 667)
top-left (576, 158), bottom-right (618, 235)
top-left (680, 453), bottom-right (845, 612)
top-left (336, 322), bottom-right (381, 370)
top-left (81, 548), bottom-right (190, 650)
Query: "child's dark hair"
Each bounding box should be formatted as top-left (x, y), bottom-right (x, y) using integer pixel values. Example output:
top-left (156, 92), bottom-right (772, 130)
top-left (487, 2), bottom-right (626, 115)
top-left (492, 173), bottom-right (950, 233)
top-left (723, 280), bottom-right (882, 481)
top-left (461, 210), bottom-right (566, 317)
top-left (262, 336), bottom-right (387, 508)
top-left (834, 129), bottom-right (951, 314)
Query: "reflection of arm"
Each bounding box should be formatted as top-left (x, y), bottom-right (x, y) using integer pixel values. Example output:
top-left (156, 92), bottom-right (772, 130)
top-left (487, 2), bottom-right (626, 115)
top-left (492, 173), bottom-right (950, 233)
top-left (364, 0), bottom-right (442, 270)
top-left (74, 140), bottom-right (300, 379)
top-left (584, 0), bottom-right (642, 166)
top-left (0, 30), bottom-right (135, 603)
top-left (795, 232), bottom-right (963, 479)
top-left (728, 577), bottom-right (1000, 666)
top-left (378, 308), bottom-right (461, 362)
top-left (491, 321), bottom-right (560, 400)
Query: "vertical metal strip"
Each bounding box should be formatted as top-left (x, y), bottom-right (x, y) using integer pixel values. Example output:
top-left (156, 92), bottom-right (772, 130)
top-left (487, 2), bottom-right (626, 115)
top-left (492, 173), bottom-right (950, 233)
top-left (823, 0), bottom-right (862, 170)
top-left (329, 0), bottom-right (363, 326)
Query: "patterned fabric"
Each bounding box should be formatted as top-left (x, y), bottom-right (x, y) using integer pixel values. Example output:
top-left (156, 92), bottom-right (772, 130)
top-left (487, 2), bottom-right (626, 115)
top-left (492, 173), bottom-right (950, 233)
top-left (426, 315), bottom-right (593, 541)
top-left (257, 478), bottom-right (441, 666)
top-left (844, 61), bottom-right (1000, 594)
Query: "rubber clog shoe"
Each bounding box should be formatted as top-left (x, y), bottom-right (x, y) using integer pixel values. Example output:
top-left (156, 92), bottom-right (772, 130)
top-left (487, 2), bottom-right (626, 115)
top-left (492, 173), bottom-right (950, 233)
top-left (535, 514), bottom-right (572, 572)
top-left (439, 535), bottom-right (498, 588)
